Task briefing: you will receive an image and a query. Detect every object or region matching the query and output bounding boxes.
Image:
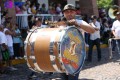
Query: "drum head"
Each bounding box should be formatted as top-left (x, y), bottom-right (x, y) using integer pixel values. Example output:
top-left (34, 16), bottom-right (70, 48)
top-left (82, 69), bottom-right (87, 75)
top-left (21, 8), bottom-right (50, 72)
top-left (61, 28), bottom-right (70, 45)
top-left (60, 27), bottom-right (86, 75)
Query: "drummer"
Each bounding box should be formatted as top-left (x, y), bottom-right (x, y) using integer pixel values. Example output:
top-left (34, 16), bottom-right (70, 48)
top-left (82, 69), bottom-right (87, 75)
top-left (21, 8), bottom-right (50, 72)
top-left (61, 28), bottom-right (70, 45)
top-left (59, 4), bottom-right (95, 80)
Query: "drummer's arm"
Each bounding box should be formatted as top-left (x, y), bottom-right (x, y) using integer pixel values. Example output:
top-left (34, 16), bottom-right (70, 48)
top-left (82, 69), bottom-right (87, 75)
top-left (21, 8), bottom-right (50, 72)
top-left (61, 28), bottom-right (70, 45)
top-left (112, 30), bottom-right (117, 38)
top-left (75, 21), bottom-right (95, 33)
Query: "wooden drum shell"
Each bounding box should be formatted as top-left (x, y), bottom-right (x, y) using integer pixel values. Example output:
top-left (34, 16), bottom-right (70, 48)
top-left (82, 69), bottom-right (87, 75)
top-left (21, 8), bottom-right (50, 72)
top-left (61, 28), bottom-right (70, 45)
top-left (25, 28), bottom-right (64, 72)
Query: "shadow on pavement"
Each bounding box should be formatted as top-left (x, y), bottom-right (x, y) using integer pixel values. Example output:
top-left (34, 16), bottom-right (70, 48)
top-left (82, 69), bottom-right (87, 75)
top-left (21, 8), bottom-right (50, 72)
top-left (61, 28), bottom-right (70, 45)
top-left (82, 48), bottom-right (120, 70)
top-left (0, 48), bottom-right (120, 80)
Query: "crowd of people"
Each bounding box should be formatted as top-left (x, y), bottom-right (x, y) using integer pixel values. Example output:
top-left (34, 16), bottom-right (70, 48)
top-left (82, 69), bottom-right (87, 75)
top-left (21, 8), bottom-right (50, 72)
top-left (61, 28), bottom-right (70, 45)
top-left (0, 0), bottom-right (120, 80)
top-left (0, 12), bottom-right (25, 74)
top-left (15, 1), bottom-right (62, 15)
top-left (14, 0), bottom-right (80, 15)
top-left (14, 0), bottom-right (113, 44)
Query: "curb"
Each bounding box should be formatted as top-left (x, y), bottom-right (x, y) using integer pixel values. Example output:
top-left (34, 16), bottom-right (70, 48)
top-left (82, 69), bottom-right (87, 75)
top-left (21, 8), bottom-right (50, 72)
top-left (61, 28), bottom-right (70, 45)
top-left (12, 59), bottom-right (26, 65)
top-left (86, 44), bottom-right (108, 51)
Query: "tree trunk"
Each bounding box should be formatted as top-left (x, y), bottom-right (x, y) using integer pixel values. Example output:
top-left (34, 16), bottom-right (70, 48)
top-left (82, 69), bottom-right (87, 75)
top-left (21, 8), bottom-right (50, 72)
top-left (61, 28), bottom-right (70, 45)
top-left (7, 0), bottom-right (16, 25)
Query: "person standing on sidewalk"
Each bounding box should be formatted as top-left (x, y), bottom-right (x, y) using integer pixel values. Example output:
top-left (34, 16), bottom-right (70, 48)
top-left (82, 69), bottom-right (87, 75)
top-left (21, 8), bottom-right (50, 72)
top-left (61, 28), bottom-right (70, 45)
top-left (3, 17), bottom-right (17, 71)
top-left (111, 12), bottom-right (120, 53)
top-left (0, 24), bottom-right (8, 73)
top-left (87, 15), bottom-right (102, 62)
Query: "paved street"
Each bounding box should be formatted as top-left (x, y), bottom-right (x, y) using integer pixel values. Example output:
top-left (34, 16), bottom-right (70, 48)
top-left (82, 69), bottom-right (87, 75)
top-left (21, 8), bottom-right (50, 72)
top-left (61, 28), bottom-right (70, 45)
top-left (0, 47), bottom-right (120, 80)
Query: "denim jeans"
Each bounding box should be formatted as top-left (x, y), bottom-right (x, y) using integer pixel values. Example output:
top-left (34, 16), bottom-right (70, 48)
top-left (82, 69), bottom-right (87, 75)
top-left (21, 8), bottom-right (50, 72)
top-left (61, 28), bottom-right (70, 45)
top-left (112, 39), bottom-right (120, 52)
top-left (68, 72), bottom-right (80, 80)
top-left (87, 38), bottom-right (101, 61)
top-left (85, 32), bottom-right (90, 45)
top-left (60, 72), bottom-right (80, 80)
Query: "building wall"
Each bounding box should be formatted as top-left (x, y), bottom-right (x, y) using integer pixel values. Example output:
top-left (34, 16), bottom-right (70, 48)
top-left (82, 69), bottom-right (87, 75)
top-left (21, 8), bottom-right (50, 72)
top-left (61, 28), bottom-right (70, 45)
top-left (79, 0), bottom-right (99, 17)
top-left (92, 0), bottom-right (99, 17)
top-left (4, 0), bottom-right (16, 24)
top-left (67, 0), bottom-right (75, 6)
top-left (114, 0), bottom-right (120, 6)
top-left (38, 0), bottom-right (48, 10)
top-left (118, 0), bottom-right (120, 6)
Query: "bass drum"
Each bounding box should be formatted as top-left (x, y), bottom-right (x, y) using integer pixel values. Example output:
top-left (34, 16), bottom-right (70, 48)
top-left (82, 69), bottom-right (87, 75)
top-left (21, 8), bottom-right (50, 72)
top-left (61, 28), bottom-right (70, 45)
top-left (24, 27), bottom-right (86, 75)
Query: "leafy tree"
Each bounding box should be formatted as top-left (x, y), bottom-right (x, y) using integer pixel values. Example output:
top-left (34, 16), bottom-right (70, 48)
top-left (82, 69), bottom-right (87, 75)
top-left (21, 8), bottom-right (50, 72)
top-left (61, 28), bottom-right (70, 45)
top-left (97, 0), bottom-right (113, 9)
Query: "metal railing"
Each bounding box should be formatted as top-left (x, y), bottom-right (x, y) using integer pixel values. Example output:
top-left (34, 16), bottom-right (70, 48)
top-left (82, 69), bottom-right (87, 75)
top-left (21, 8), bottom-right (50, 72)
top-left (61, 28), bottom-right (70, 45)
top-left (16, 14), bottom-right (81, 29)
top-left (0, 12), bottom-right (1, 24)
top-left (0, 13), bottom-right (81, 28)
top-left (108, 38), bottom-right (120, 59)
top-left (16, 14), bottom-right (62, 29)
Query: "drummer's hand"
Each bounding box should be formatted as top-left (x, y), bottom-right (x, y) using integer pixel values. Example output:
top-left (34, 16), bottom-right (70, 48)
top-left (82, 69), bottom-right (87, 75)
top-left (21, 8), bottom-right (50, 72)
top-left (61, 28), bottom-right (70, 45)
top-left (67, 19), bottom-right (78, 26)
top-left (94, 27), bottom-right (99, 31)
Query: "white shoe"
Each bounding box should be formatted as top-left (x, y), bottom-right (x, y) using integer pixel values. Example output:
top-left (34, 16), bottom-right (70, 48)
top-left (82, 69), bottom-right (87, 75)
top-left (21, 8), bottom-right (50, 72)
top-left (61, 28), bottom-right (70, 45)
top-left (9, 67), bottom-right (18, 71)
top-left (100, 42), bottom-right (103, 44)
top-left (18, 57), bottom-right (23, 59)
top-left (15, 57), bottom-right (18, 59)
